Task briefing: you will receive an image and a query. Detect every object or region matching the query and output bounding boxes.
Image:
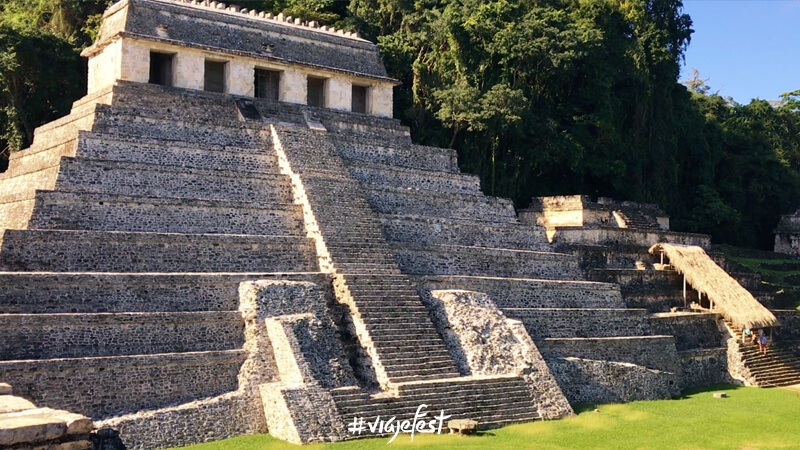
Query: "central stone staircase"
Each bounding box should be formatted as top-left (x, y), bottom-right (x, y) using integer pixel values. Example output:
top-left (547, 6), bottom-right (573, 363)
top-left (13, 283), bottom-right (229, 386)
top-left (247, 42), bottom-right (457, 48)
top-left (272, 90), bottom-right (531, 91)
top-left (269, 125), bottom-right (461, 385)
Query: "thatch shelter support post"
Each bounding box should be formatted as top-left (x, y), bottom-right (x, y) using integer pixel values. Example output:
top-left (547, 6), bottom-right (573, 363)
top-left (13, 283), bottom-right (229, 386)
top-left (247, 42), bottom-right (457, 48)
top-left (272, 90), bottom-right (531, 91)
top-left (683, 274), bottom-right (687, 307)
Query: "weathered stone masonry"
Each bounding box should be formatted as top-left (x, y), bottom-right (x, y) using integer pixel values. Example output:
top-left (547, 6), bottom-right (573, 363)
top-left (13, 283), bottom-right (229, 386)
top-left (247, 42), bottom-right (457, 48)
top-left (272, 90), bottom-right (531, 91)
top-left (0, 0), bottom-right (780, 447)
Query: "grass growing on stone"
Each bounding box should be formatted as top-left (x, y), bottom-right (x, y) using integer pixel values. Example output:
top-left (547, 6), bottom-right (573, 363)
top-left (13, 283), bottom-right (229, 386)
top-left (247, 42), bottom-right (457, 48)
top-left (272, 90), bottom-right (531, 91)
top-left (176, 384), bottom-right (800, 450)
top-left (715, 244), bottom-right (800, 310)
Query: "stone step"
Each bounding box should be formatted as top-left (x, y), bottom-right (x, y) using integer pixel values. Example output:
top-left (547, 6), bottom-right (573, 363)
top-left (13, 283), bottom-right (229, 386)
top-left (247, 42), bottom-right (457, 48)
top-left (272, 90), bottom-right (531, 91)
top-left (393, 244), bottom-right (582, 280)
top-left (336, 268), bottom-right (403, 275)
top-left (336, 140), bottom-right (458, 174)
top-left (377, 354), bottom-right (455, 365)
top-left (103, 83), bottom-right (249, 129)
top-left (333, 257), bottom-right (399, 266)
top-left (746, 359), bottom-right (800, 371)
top-left (92, 105), bottom-right (259, 148)
top-left (336, 392), bottom-right (536, 414)
top-left (348, 163), bottom-right (482, 195)
top-left (752, 375), bottom-right (800, 386)
top-left (375, 345), bottom-right (453, 359)
top-left (0, 350), bottom-right (245, 419)
top-left (0, 272), bottom-right (326, 314)
top-left (334, 262), bottom-right (399, 269)
top-left (355, 304), bottom-right (428, 312)
top-left (395, 375), bottom-right (525, 390)
top-left (380, 215), bottom-right (548, 251)
top-left (0, 230), bottom-right (317, 273)
top-left (0, 312), bottom-right (243, 360)
top-left (359, 312), bottom-right (434, 323)
top-left (332, 381), bottom-right (529, 406)
top-left (354, 305), bottom-right (428, 314)
top-left (537, 336), bottom-right (680, 373)
top-left (54, 158), bottom-right (291, 203)
top-left (417, 275), bottom-right (624, 309)
top-left (337, 394), bottom-right (536, 418)
top-left (365, 186), bottom-right (517, 223)
top-left (360, 315), bottom-right (439, 326)
top-left (396, 379), bottom-right (527, 396)
top-left (350, 293), bottom-right (420, 300)
top-left (749, 369), bottom-right (800, 380)
top-left (369, 339), bottom-right (449, 351)
top-left (503, 308), bottom-right (651, 339)
top-left (382, 360), bottom-right (459, 373)
top-left (75, 131), bottom-right (278, 172)
top-left (337, 391), bottom-right (536, 416)
top-left (388, 372), bottom-right (463, 384)
top-left (28, 191), bottom-right (304, 235)
top-left (327, 246), bottom-right (395, 256)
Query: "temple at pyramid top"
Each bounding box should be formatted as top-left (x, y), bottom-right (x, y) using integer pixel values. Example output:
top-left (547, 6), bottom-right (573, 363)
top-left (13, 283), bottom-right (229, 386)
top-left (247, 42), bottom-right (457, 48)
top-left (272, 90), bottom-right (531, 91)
top-left (81, 0), bottom-right (397, 117)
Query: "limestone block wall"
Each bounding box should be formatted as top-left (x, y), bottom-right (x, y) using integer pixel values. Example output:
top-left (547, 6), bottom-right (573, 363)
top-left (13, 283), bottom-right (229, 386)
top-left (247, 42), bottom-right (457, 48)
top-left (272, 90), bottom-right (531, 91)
top-left (774, 310), bottom-right (800, 340)
top-left (0, 230), bottom-right (317, 273)
top-left (418, 275), bottom-right (623, 310)
top-left (240, 280), bottom-right (353, 444)
top-left (336, 140), bottom-right (457, 172)
top-left (349, 164), bottom-right (481, 195)
top-left (381, 218), bottom-right (549, 251)
top-left (51, 159), bottom-right (292, 202)
top-left (508, 308), bottom-right (651, 339)
top-left (96, 279), bottom-right (351, 449)
top-left (366, 189), bottom-right (517, 221)
top-left (238, 280), bottom-right (356, 388)
top-left (421, 290), bottom-right (573, 420)
top-left (30, 192), bottom-right (303, 236)
top-left (520, 195), bottom-right (589, 228)
top-left (774, 233), bottom-right (800, 256)
top-left (649, 313), bottom-right (723, 351)
top-left (393, 245), bottom-right (581, 280)
top-left (75, 132), bottom-right (277, 171)
top-left (679, 348), bottom-right (731, 389)
top-left (0, 273), bottom-right (328, 314)
top-left (99, 390), bottom-right (266, 450)
top-left (548, 357), bottom-right (679, 404)
top-left (537, 336), bottom-right (681, 374)
top-left (551, 227), bottom-right (711, 249)
top-left (423, 290), bottom-right (530, 376)
top-left (0, 312), bottom-right (242, 360)
top-left (1, 351), bottom-right (246, 418)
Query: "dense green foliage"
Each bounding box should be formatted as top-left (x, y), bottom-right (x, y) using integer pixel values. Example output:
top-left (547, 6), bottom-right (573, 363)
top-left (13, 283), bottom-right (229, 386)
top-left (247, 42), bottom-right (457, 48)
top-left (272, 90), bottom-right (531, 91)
top-left (174, 384), bottom-right (800, 449)
top-left (0, 0), bottom-right (109, 171)
top-left (1, 0), bottom-right (799, 249)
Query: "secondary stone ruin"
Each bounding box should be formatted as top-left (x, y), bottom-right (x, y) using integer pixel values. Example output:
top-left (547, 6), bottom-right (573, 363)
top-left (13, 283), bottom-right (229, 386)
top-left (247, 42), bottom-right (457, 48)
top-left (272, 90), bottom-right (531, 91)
top-left (0, 0), bottom-right (798, 448)
top-left (775, 208), bottom-right (800, 256)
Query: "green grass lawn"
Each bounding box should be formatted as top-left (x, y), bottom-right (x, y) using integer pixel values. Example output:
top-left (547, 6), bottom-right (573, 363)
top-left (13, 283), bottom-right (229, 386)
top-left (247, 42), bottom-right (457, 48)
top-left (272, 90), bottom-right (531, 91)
top-left (176, 384), bottom-right (800, 450)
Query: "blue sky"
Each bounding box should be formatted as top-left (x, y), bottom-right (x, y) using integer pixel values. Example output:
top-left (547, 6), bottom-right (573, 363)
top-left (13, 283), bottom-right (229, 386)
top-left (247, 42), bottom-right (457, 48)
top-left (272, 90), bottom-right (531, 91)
top-left (679, 0), bottom-right (800, 104)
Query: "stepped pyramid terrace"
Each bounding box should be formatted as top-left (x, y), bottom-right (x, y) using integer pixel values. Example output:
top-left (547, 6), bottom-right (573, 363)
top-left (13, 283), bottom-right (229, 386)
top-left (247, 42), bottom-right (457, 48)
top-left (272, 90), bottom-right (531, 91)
top-left (0, 0), bottom-right (799, 448)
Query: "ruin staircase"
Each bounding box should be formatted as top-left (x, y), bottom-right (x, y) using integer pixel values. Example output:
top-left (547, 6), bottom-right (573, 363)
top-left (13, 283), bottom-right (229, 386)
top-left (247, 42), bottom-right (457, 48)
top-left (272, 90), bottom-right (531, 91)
top-left (726, 321), bottom-right (800, 387)
top-left (258, 119), bottom-right (547, 431)
top-left (331, 375), bottom-right (540, 433)
top-left (269, 124), bottom-right (462, 385)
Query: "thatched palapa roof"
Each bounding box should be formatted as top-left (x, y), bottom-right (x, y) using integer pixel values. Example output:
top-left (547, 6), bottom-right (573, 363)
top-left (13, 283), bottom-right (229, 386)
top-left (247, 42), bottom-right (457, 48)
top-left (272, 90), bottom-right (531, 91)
top-left (649, 244), bottom-right (778, 330)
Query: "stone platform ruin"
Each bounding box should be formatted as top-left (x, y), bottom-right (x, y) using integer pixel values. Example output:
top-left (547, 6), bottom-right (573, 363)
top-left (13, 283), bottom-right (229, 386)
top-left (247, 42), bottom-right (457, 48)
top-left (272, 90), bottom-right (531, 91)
top-left (0, 0), bottom-right (798, 448)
